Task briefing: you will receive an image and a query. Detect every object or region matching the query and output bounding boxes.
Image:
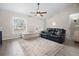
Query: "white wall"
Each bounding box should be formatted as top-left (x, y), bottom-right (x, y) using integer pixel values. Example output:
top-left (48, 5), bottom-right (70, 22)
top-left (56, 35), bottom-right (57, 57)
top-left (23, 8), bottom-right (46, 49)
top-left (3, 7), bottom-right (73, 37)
top-left (46, 5), bottom-right (79, 39)
top-left (26, 16), bottom-right (44, 33)
top-left (0, 10), bottom-right (44, 40)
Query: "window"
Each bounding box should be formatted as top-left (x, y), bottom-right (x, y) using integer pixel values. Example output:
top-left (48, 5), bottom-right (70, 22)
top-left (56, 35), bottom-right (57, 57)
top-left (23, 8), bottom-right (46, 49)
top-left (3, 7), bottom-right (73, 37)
top-left (12, 17), bottom-right (26, 34)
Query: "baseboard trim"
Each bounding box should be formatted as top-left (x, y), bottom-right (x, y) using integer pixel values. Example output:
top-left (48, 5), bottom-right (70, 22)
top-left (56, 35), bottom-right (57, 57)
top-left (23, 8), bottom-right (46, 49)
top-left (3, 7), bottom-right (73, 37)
top-left (2, 37), bottom-right (20, 40)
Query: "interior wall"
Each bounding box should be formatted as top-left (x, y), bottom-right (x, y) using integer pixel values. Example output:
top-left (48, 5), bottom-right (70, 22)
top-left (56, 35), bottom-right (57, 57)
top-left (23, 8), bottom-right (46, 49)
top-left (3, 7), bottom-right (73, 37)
top-left (27, 16), bottom-right (44, 33)
top-left (0, 9), bottom-right (44, 40)
top-left (46, 5), bottom-right (79, 39)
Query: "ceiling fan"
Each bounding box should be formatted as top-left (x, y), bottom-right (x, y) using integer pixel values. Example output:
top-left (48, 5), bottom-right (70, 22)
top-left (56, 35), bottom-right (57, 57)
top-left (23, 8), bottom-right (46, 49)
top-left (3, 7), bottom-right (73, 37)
top-left (31, 3), bottom-right (47, 17)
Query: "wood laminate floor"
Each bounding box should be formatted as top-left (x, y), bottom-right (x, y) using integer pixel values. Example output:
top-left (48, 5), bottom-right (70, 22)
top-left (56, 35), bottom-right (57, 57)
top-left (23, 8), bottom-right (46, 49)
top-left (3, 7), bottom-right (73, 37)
top-left (0, 38), bottom-right (79, 56)
top-left (0, 39), bottom-right (24, 56)
top-left (64, 39), bottom-right (79, 48)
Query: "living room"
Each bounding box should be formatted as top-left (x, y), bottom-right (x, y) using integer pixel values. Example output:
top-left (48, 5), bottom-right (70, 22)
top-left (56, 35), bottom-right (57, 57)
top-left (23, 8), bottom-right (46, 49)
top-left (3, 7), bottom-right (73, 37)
top-left (0, 3), bottom-right (79, 56)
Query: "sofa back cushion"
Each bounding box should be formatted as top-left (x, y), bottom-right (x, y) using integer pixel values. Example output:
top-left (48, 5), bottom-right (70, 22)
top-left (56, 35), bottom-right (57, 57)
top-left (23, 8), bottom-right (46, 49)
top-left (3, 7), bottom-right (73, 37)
top-left (47, 28), bottom-right (65, 36)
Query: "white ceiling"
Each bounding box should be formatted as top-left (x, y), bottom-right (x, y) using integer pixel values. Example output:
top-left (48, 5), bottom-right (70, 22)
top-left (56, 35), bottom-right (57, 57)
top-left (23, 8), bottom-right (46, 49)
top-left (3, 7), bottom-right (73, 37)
top-left (0, 3), bottom-right (77, 19)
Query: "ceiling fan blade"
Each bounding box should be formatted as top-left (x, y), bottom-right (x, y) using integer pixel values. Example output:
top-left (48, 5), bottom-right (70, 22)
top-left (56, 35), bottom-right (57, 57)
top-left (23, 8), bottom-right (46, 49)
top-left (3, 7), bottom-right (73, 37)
top-left (40, 12), bottom-right (47, 14)
top-left (40, 14), bottom-right (43, 16)
top-left (36, 11), bottom-right (47, 14)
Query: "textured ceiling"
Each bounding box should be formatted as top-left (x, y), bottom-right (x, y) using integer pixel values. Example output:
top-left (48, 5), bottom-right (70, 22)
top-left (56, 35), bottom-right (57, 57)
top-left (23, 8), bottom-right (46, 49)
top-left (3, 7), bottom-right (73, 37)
top-left (0, 3), bottom-right (77, 19)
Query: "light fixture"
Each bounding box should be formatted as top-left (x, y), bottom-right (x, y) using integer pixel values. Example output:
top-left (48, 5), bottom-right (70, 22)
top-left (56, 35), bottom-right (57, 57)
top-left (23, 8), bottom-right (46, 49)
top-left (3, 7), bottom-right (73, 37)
top-left (31, 3), bottom-right (47, 17)
top-left (36, 13), bottom-right (40, 16)
top-left (52, 22), bottom-right (56, 26)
